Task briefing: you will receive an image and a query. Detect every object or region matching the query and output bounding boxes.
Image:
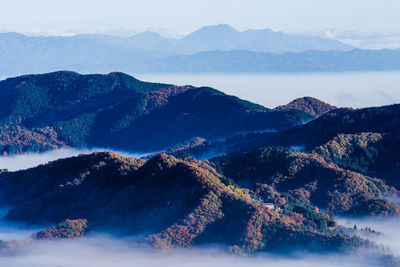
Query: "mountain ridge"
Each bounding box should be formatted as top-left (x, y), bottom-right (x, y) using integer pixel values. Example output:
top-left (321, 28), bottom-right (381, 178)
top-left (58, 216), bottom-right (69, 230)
top-left (274, 97), bottom-right (337, 117)
top-left (3, 28), bottom-right (400, 76)
top-left (0, 71), bottom-right (314, 155)
top-left (0, 73), bottom-right (399, 264)
top-left (0, 24), bottom-right (363, 77)
top-left (0, 151), bottom-right (372, 254)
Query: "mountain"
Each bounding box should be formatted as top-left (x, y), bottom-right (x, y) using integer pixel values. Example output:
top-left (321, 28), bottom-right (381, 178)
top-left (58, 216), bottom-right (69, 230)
top-left (264, 103), bottom-right (400, 150)
top-left (0, 71), bottom-right (313, 154)
top-left (2, 28), bottom-right (400, 76)
top-left (181, 24), bottom-right (352, 53)
top-left (0, 25), bottom-right (356, 77)
top-left (180, 103), bottom-right (400, 158)
top-left (0, 32), bottom-right (160, 76)
top-left (312, 132), bottom-right (400, 188)
top-left (0, 74), bottom-right (399, 261)
top-left (156, 104), bottom-right (400, 216)
top-left (169, 103), bottom-right (400, 207)
top-left (211, 146), bottom-right (399, 216)
top-left (274, 97), bottom-right (337, 117)
top-left (0, 152), bottom-right (370, 253)
top-left (0, 125), bottom-right (67, 155)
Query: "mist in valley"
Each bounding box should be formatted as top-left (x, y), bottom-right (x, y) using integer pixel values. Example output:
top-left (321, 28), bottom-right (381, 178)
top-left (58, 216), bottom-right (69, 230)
top-left (0, 234), bottom-right (384, 267)
top-left (338, 216), bottom-right (400, 257)
top-left (0, 148), bottom-right (151, 172)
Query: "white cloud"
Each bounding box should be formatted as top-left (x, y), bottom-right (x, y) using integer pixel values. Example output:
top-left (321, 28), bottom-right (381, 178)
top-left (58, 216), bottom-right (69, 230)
top-left (316, 29), bottom-right (400, 49)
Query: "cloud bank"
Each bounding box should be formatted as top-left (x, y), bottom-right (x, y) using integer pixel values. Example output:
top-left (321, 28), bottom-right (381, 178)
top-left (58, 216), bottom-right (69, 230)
top-left (0, 235), bottom-right (377, 267)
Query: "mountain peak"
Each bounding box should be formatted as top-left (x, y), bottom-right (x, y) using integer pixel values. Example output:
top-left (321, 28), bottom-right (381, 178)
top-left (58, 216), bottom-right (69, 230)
top-left (195, 24), bottom-right (238, 33)
top-left (182, 24), bottom-right (240, 42)
top-left (274, 97), bottom-right (337, 117)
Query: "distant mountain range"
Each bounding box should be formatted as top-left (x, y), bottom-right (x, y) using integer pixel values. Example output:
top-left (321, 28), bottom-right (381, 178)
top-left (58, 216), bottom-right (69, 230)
top-left (10, 24), bottom-right (400, 76)
top-left (159, 49), bottom-right (400, 72)
top-left (178, 24), bottom-right (352, 53)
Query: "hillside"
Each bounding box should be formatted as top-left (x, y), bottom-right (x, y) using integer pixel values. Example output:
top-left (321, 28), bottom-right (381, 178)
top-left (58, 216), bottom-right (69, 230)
top-left (179, 103), bottom-right (400, 158)
top-left (0, 152), bottom-right (369, 253)
top-left (0, 82), bottom-right (399, 259)
top-left (0, 71), bottom-right (314, 154)
top-left (0, 125), bottom-right (67, 155)
top-left (312, 132), bottom-right (400, 188)
top-left (165, 102), bottom-right (400, 218)
top-left (0, 219), bottom-right (88, 255)
top-left (211, 146), bottom-right (400, 216)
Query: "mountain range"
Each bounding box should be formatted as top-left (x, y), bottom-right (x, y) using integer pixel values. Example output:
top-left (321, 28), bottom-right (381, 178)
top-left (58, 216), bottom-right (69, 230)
top-left (0, 71), bottom-right (316, 155)
top-left (5, 24), bottom-right (400, 76)
top-left (0, 72), bottom-right (400, 264)
top-left (159, 49), bottom-right (400, 72)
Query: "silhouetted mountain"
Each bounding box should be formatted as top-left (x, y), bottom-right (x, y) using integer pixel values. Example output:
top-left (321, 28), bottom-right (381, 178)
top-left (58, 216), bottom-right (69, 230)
top-left (0, 25), bottom-right (358, 77)
top-left (182, 24), bottom-right (352, 53)
top-left (3, 28), bottom-right (400, 76)
top-left (0, 32), bottom-right (159, 76)
top-left (0, 71), bottom-right (313, 154)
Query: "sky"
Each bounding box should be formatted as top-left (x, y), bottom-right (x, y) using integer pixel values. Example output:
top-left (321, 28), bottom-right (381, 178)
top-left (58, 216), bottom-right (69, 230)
top-left (1, 0), bottom-right (400, 37)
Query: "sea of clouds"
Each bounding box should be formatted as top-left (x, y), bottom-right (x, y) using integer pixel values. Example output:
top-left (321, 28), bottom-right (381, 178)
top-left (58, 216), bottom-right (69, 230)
top-left (0, 214), bottom-right (398, 266)
top-left (0, 235), bottom-right (381, 267)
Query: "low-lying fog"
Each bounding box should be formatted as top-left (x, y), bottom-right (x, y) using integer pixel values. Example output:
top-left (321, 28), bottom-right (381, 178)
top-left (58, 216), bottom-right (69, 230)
top-left (0, 203), bottom-right (398, 266)
top-left (0, 235), bottom-right (383, 267)
top-left (338, 216), bottom-right (400, 256)
top-left (0, 217), bottom-right (398, 267)
top-left (0, 148), bottom-right (150, 172)
top-left (0, 208), bottom-right (41, 241)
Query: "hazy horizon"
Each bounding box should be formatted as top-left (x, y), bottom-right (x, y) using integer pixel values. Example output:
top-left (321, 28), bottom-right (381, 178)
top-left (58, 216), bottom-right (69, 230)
top-left (2, 1), bottom-right (400, 49)
top-left (135, 71), bottom-right (400, 108)
top-left (1, 24), bottom-right (400, 50)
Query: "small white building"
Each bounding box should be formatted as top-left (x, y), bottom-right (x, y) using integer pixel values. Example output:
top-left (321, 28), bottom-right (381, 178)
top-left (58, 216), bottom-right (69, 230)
top-left (263, 203), bottom-right (275, 209)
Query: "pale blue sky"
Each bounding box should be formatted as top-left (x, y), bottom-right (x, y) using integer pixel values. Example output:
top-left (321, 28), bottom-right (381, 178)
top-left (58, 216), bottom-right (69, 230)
top-left (1, 0), bottom-right (400, 35)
